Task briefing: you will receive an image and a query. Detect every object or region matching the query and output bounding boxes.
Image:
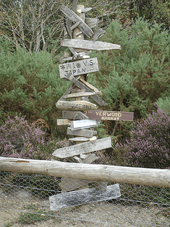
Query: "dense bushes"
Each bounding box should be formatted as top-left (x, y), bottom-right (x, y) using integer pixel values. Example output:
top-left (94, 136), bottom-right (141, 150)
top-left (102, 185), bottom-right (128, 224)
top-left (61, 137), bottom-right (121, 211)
top-left (115, 108), bottom-right (170, 169)
top-left (89, 17), bottom-right (170, 136)
top-left (90, 17), bottom-right (170, 116)
top-left (0, 38), bottom-right (69, 134)
top-left (0, 17), bottom-right (170, 141)
top-left (0, 116), bottom-right (67, 160)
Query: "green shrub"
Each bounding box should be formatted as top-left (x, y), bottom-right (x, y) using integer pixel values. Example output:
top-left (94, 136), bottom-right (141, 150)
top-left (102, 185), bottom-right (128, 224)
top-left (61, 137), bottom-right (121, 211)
top-left (0, 41), bottom-right (69, 133)
top-left (156, 97), bottom-right (170, 116)
top-left (89, 17), bottom-right (170, 137)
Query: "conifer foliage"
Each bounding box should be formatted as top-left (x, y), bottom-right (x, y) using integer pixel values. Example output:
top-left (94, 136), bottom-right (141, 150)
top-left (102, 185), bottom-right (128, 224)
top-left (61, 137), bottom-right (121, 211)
top-left (0, 37), bottom-right (69, 131)
top-left (89, 17), bottom-right (170, 120)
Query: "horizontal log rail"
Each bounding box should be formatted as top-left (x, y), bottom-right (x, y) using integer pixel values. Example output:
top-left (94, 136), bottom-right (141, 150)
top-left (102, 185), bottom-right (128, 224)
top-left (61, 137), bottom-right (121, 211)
top-left (0, 157), bottom-right (170, 188)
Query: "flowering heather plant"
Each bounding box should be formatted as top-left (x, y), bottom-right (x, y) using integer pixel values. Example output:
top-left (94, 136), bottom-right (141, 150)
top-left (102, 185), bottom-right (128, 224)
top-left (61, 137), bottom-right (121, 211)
top-left (115, 108), bottom-right (170, 169)
top-left (0, 116), bottom-right (67, 160)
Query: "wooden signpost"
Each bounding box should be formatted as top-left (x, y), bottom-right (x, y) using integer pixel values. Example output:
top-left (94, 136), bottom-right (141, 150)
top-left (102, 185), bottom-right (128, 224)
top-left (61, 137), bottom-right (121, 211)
top-left (51, 0), bottom-right (134, 210)
top-left (65, 75), bottom-right (107, 106)
top-left (60, 4), bottom-right (94, 38)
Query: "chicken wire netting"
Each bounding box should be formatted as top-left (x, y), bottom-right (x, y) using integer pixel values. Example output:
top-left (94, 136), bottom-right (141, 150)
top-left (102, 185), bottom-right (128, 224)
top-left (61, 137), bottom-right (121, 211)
top-left (0, 171), bottom-right (169, 227)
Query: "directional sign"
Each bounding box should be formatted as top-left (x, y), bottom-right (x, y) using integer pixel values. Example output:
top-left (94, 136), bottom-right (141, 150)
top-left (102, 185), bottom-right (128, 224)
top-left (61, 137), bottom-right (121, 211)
top-left (67, 127), bottom-right (97, 137)
top-left (59, 58), bottom-right (99, 78)
top-left (70, 119), bottom-right (100, 130)
top-left (85, 18), bottom-right (98, 28)
top-left (52, 137), bottom-right (112, 158)
top-left (67, 75), bottom-right (107, 106)
top-left (61, 39), bottom-right (121, 51)
top-left (49, 183), bottom-right (121, 210)
top-left (56, 100), bottom-right (98, 111)
top-left (84, 110), bottom-right (134, 121)
top-left (62, 111), bottom-right (89, 120)
top-left (63, 91), bottom-right (101, 99)
top-left (57, 119), bottom-right (70, 125)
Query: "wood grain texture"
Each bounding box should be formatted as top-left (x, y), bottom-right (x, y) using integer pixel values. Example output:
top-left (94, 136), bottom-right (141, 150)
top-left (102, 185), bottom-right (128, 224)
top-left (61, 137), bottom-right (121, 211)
top-left (61, 39), bottom-right (121, 50)
top-left (1, 157), bottom-right (170, 188)
top-left (60, 153), bottom-right (99, 192)
top-left (85, 18), bottom-right (98, 28)
top-left (67, 127), bottom-right (97, 137)
top-left (56, 100), bottom-right (98, 110)
top-left (59, 178), bottom-right (93, 193)
top-left (69, 137), bottom-right (89, 142)
top-left (79, 78), bottom-right (99, 92)
top-left (60, 5), bottom-right (94, 38)
top-left (67, 75), bottom-right (107, 106)
top-left (59, 58), bottom-right (99, 78)
top-left (62, 111), bottom-right (89, 120)
top-left (90, 28), bottom-right (105, 41)
top-left (84, 110), bottom-right (134, 121)
top-left (63, 91), bottom-right (101, 99)
top-left (52, 137), bottom-right (112, 158)
top-left (49, 184), bottom-right (120, 210)
top-left (70, 119), bottom-right (100, 130)
top-left (57, 119), bottom-right (70, 125)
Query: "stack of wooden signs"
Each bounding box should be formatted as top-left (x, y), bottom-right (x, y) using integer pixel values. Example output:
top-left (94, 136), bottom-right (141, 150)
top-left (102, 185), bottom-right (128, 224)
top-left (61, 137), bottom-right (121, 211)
top-left (49, 2), bottom-right (133, 211)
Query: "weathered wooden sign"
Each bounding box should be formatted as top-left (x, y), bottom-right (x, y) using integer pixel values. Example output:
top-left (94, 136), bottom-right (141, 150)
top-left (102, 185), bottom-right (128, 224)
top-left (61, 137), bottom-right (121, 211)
top-left (81, 153), bottom-right (99, 163)
top-left (67, 75), bottom-right (107, 106)
top-left (63, 91), bottom-right (101, 99)
top-left (52, 137), bottom-right (112, 158)
top-left (84, 110), bottom-right (134, 121)
top-left (91, 28), bottom-right (105, 41)
top-left (57, 119), bottom-right (70, 126)
top-left (60, 153), bottom-right (99, 192)
top-left (61, 39), bottom-right (121, 50)
top-left (69, 137), bottom-right (89, 142)
top-left (62, 111), bottom-right (89, 120)
top-left (59, 178), bottom-right (106, 193)
top-left (79, 77), bottom-right (99, 92)
top-left (67, 127), bottom-right (97, 137)
top-left (49, 183), bottom-right (121, 210)
top-left (85, 18), bottom-right (98, 28)
top-left (59, 58), bottom-right (99, 78)
top-left (70, 119), bottom-right (100, 130)
top-left (60, 5), bottom-right (94, 38)
top-left (56, 100), bottom-right (98, 110)
top-left (78, 7), bottom-right (92, 13)
top-left (59, 178), bottom-right (93, 193)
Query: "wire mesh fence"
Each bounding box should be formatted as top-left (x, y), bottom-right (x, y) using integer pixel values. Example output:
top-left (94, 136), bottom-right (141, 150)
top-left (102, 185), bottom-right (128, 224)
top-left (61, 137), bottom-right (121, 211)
top-left (0, 171), bottom-right (169, 227)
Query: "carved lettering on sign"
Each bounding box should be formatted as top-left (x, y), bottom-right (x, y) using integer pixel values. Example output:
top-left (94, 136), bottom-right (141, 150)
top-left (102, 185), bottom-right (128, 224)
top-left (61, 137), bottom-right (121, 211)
top-left (59, 58), bottom-right (99, 78)
top-left (84, 110), bottom-right (134, 121)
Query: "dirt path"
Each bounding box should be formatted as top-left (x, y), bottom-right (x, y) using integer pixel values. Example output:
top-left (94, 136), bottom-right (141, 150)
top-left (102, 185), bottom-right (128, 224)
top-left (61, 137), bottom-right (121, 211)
top-left (0, 189), bottom-right (169, 227)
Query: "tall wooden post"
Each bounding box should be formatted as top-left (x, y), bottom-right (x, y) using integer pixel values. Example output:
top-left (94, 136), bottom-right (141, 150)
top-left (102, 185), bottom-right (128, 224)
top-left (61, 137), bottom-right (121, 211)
top-left (53, 1), bottom-right (134, 209)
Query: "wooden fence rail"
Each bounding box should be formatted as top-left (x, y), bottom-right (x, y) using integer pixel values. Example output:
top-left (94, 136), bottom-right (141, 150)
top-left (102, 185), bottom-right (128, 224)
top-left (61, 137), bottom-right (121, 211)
top-left (0, 157), bottom-right (169, 188)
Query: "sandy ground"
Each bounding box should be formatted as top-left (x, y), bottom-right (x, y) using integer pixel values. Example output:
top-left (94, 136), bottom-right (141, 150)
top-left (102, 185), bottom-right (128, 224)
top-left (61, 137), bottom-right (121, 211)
top-left (0, 189), bottom-right (169, 227)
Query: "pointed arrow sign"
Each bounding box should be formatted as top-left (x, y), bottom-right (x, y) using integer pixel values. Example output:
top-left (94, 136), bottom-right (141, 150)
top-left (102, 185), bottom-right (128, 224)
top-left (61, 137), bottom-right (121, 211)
top-left (61, 39), bottom-right (121, 51)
